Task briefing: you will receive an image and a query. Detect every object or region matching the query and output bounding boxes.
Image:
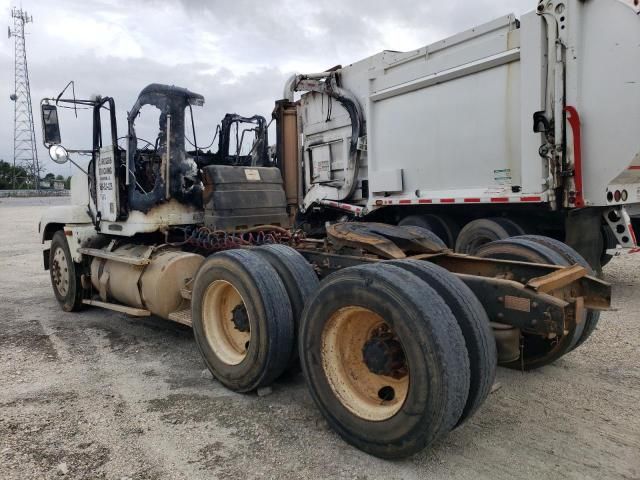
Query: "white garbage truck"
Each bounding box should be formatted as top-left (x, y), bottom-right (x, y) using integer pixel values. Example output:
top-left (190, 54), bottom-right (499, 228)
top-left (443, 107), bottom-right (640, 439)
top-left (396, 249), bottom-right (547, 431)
top-left (275, 0), bottom-right (640, 271)
top-left (38, 0), bottom-right (632, 459)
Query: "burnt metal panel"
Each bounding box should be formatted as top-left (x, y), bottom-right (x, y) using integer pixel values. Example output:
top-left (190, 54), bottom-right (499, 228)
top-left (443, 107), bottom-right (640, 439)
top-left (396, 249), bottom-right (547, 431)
top-left (127, 83), bottom-right (204, 213)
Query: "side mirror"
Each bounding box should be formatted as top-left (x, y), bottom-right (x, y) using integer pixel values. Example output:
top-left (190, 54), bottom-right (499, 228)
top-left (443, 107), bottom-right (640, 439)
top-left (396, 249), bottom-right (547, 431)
top-left (49, 145), bottom-right (69, 165)
top-left (41, 103), bottom-right (61, 146)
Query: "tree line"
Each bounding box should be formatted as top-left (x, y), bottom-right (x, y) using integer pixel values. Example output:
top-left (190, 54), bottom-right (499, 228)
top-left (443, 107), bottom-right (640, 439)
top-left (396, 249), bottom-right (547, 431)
top-left (0, 160), bottom-right (71, 189)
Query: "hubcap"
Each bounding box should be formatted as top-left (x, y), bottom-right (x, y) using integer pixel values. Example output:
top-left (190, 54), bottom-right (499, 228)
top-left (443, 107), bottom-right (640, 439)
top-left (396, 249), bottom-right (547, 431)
top-left (321, 306), bottom-right (410, 421)
top-left (202, 280), bottom-right (251, 366)
top-left (362, 325), bottom-right (408, 379)
top-left (231, 304), bottom-right (250, 333)
top-left (51, 246), bottom-right (70, 297)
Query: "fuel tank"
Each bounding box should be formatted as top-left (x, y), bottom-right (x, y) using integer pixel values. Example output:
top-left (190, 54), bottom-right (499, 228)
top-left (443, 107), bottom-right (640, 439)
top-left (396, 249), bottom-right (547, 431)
top-left (90, 245), bottom-right (204, 319)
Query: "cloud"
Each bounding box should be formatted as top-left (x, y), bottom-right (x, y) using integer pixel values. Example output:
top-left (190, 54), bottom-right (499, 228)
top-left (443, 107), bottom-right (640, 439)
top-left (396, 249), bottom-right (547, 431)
top-left (1, 0), bottom-right (534, 175)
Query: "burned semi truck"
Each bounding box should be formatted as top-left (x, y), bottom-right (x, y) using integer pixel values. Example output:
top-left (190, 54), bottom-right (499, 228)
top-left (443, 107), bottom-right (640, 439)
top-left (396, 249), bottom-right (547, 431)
top-left (38, 0), bottom-right (634, 459)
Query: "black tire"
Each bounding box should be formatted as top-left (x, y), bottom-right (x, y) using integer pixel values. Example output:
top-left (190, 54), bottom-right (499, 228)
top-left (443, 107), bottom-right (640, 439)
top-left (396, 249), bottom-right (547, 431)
top-left (49, 230), bottom-right (84, 312)
top-left (191, 249), bottom-right (294, 392)
top-left (398, 225), bottom-right (447, 249)
top-left (253, 244), bottom-right (319, 367)
top-left (476, 238), bottom-right (584, 370)
top-left (492, 217), bottom-right (526, 236)
top-left (455, 217), bottom-right (520, 255)
top-left (601, 226), bottom-right (617, 267)
top-left (514, 235), bottom-right (600, 350)
top-left (476, 237), bottom-right (568, 265)
top-left (399, 214), bottom-right (459, 248)
top-left (299, 263), bottom-right (470, 459)
top-left (386, 259), bottom-right (496, 427)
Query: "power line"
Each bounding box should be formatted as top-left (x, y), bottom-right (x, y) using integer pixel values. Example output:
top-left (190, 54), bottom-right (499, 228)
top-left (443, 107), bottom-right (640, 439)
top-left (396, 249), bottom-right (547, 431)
top-left (9, 7), bottom-right (40, 190)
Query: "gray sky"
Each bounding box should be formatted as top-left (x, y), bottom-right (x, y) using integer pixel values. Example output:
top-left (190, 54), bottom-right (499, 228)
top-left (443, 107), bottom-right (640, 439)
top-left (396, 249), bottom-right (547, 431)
top-left (1, 0), bottom-right (532, 176)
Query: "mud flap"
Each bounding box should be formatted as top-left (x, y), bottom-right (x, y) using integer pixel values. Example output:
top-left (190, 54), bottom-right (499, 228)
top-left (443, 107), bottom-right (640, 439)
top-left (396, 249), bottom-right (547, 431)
top-left (43, 248), bottom-right (50, 270)
top-left (565, 208), bottom-right (604, 275)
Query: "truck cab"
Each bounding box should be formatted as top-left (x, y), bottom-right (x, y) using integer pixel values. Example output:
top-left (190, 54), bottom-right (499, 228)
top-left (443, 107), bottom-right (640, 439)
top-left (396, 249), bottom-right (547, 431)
top-left (39, 83), bottom-right (285, 243)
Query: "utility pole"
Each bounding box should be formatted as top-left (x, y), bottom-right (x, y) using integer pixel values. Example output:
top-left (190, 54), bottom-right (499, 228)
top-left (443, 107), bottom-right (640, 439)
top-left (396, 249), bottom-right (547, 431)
top-left (9, 7), bottom-right (39, 191)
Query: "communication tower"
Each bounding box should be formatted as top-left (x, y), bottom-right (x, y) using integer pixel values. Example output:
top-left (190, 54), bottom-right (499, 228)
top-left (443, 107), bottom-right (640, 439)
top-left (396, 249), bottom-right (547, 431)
top-left (8, 7), bottom-right (39, 189)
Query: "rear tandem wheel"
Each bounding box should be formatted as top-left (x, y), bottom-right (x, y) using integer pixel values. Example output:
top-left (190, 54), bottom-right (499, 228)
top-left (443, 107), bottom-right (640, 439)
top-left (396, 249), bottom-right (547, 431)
top-left (455, 217), bottom-right (525, 255)
top-left (385, 259), bottom-right (496, 427)
top-left (191, 249), bottom-right (295, 392)
top-left (299, 263), bottom-right (470, 459)
top-left (514, 235), bottom-right (600, 350)
top-left (398, 213), bottom-right (460, 248)
top-left (476, 238), bottom-right (588, 370)
top-left (253, 244), bottom-right (320, 369)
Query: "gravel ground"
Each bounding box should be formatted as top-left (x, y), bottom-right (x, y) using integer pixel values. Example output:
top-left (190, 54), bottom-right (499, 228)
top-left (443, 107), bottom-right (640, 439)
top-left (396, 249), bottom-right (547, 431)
top-left (1, 196), bottom-right (639, 480)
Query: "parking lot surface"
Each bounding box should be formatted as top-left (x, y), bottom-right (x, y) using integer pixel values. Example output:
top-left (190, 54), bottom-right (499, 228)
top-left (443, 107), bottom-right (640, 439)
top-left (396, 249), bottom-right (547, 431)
top-left (1, 196), bottom-right (639, 479)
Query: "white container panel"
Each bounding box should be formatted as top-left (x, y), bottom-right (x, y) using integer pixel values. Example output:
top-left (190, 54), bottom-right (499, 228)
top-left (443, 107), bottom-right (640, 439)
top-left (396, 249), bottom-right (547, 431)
top-left (369, 63), bottom-right (522, 194)
top-left (570, 0), bottom-right (640, 205)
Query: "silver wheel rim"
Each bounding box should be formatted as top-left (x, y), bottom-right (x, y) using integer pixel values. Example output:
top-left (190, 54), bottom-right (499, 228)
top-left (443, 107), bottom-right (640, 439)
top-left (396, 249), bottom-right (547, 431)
top-left (321, 306), bottom-right (410, 421)
top-left (202, 280), bottom-right (251, 366)
top-left (51, 246), bottom-right (70, 297)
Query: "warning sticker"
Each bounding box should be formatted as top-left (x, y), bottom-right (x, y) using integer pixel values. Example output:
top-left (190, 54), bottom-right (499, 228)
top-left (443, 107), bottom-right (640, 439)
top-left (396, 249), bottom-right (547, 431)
top-left (244, 169), bottom-right (261, 181)
top-left (494, 169), bottom-right (513, 186)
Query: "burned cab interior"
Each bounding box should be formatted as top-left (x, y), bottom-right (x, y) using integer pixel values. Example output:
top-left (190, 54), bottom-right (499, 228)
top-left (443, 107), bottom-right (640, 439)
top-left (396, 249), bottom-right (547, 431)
top-left (127, 84), bottom-right (205, 213)
top-left (41, 83), bottom-right (278, 230)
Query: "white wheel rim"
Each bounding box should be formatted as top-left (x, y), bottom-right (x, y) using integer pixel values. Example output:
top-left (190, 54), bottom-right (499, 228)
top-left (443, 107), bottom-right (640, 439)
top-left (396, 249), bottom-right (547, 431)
top-left (202, 280), bottom-right (251, 366)
top-left (52, 246), bottom-right (70, 297)
top-left (321, 306), bottom-right (409, 421)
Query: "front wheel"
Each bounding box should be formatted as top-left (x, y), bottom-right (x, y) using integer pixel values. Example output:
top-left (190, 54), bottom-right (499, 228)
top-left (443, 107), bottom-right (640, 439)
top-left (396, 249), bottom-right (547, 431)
top-left (49, 230), bottom-right (84, 312)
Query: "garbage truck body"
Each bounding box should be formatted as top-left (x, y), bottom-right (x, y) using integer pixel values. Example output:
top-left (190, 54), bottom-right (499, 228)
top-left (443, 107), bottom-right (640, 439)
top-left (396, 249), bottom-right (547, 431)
top-left (278, 0), bottom-right (640, 268)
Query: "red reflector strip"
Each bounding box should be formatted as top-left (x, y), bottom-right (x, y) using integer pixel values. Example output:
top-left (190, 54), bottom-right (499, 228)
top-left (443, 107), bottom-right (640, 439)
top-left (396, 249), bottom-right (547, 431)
top-left (520, 196), bottom-right (542, 202)
top-left (628, 166), bottom-right (640, 171)
top-left (373, 195), bottom-right (545, 206)
top-left (629, 223), bottom-right (638, 246)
